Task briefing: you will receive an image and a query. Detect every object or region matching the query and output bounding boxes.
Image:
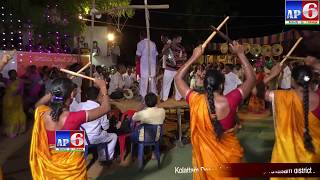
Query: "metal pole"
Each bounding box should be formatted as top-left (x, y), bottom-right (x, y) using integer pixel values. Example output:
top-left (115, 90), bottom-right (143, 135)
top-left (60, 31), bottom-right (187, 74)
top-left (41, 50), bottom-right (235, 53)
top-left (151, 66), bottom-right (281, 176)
top-left (144, 0), bottom-right (151, 93)
top-left (89, 0), bottom-right (95, 86)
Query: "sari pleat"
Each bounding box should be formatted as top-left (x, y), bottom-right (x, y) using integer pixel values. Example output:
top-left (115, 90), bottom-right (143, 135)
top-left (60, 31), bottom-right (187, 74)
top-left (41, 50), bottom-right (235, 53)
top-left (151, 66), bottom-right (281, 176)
top-left (29, 106), bottom-right (87, 180)
top-left (189, 92), bottom-right (243, 180)
top-left (271, 90), bottom-right (320, 180)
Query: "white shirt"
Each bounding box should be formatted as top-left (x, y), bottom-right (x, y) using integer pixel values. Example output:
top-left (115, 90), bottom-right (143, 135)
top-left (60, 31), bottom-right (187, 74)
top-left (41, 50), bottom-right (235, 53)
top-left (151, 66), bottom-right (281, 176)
top-left (123, 73), bottom-right (136, 89)
top-left (224, 72), bottom-right (242, 95)
top-left (77, 100), bottom-right (110, 144)
top-left (69, 98), bottom-right (81, 112)
top-left (108, 72), bottom-right (125, 95)
top-left (71, 76), bottom-right (82, 102)
top-left (132, 107), bottom-right (166, 124)
top-left (136, 39), bottom-right (158, 77)
top-left (280, 66), bottom-right (291, 89)
top-left (132, 107), bottom-right (165, 141)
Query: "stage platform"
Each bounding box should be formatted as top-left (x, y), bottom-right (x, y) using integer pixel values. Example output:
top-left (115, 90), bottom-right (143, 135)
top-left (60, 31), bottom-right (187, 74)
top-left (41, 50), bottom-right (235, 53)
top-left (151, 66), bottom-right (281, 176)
top-left (110, 98), bottom-right (188, 113)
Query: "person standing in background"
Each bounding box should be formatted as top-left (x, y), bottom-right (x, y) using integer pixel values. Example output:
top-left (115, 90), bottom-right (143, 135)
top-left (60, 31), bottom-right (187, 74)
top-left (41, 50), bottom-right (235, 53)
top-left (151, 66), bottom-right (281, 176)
top-left (161, 35), bottom-right (187, 101)
top-left (223, 64), bottom-right (242, 95)
top-left (279, 63), bottom-right (292, 90)
top-left (135, 31), bottom-right (158, 98)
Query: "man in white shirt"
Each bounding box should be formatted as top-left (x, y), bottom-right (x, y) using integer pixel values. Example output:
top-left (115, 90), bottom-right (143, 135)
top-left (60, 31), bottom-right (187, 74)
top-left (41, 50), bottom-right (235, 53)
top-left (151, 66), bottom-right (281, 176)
top-left (123, 67), bottom-right (136, 89)
top-left (223, 64), bottom-right (242, 95)
top-left (69, 83), bottom-right (82, 112)
top-left (280, 65), bottom-right (291, 90)
top-left (108, 64), bottom-right (126, 99)
top-left (78, 87), bottom-right (117, 162)
top-left (136, 31), bottom-right (158, 98)
top-left (132, 93), bottom-right (165, 142)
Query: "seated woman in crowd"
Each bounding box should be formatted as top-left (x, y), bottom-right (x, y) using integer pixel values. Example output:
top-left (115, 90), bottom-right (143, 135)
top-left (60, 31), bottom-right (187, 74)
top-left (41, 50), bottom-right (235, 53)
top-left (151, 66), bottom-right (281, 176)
top-left (30, 78), bottom-right (110, 179)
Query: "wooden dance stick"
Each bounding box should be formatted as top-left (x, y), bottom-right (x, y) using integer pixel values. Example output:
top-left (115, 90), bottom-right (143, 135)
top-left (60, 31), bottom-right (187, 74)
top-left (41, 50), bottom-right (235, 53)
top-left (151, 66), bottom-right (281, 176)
top-left (60, 68), bottom-right (95, 81)
top-left (282, 56), bottom-right (305, 61)
top-left (202, 16), bottom-right (230, 49)
top-left (70, 62), bottom-right (91, 79)
top-left (280, 37), bottom-right (303, 66)
top-left (210, 26), bottom-right (232, 43)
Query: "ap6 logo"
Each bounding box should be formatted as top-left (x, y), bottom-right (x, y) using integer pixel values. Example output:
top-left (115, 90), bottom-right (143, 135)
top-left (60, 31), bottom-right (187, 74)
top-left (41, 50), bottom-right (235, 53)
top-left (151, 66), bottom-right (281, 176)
top-left (285, 0), bottom-right (319, 25)
top-left (55, 130), bottom-right (85, 151)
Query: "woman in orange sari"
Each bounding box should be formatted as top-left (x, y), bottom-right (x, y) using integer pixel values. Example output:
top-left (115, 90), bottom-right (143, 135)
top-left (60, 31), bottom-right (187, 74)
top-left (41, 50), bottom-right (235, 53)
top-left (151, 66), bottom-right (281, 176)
top-left (264, 62), bottom-right (320, 180)
top-left (30, 78), bottom-right (110, 180)
top-left (248, 67), bottom-right (266, 113)
top-left (175, 41), bottom-right (256, 180)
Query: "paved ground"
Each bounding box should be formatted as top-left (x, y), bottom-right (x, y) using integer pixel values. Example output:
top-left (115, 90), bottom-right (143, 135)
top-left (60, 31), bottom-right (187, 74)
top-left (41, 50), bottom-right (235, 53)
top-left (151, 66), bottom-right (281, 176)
top-left (1, 110), bottom-right (275, 180)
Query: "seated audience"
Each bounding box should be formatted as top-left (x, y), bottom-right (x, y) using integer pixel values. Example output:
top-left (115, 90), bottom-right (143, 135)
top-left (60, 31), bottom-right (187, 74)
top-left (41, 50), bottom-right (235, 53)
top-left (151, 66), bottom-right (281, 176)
top-left (131, 93), bottom-right (165, 142)
top-left (109, 64), bottom-right (126, 99)
top-left (78, 87), bottom-right (117, 162)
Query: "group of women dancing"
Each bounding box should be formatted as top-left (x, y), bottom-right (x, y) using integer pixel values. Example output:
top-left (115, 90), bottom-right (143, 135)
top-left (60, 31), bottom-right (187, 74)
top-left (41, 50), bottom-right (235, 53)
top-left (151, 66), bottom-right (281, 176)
top-left (0, 38), bottom-right (319, 180)
top-left (175, 41), bottom-right (320, 179)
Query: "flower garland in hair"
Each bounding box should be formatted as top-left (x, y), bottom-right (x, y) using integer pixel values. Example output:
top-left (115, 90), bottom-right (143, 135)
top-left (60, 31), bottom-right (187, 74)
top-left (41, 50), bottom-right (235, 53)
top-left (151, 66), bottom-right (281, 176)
top-left (304, 75), bottom-right (310, 82)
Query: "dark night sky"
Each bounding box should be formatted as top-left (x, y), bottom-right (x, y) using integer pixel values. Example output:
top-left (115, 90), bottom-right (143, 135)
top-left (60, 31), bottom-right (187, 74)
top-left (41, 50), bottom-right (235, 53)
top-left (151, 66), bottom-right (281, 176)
top-left (116, 0), bottom-right (314, 65)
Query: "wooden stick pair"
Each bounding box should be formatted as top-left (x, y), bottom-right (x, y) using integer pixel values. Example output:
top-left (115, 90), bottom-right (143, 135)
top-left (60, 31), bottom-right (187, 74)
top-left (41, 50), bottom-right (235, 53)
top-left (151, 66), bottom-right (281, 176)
top-left (202, 16), bottom-right (230, 49)
top-left (70, 62), bottom-right (91, 79)
top-left (210, 26), bottom-right (232, 43)
top-left (282, 56), bottom-right (305, 61)
top-left (280, 37), bottom-right (303, 66)
top-left (60, 68), bottom-right (95, 81)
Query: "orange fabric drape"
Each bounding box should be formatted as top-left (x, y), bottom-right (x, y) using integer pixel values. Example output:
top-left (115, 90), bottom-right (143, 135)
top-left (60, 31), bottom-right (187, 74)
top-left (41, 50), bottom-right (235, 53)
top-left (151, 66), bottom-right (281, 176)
top-left (271, 90), bottom-right (320, 180)
top-left (29, 105), bottom-right (87, 180)
top-left (189, 92), bottom-right (243, 180)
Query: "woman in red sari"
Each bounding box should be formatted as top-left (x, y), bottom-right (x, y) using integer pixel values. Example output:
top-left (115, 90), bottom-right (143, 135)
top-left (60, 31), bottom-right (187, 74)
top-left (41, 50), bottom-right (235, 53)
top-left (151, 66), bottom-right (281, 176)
top-left (175, 41), bottom-right (256, 180)
top-left (30, 78), bottom-right (110, 180)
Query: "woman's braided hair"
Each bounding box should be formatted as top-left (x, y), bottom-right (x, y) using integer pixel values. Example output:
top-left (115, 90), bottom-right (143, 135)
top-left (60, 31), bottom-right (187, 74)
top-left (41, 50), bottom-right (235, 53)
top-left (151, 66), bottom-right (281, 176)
top-left (292, 65), bottom-right (315, 153)
top-left (49, 78), bottom-right (74, 122)
top-left (204, 69), bottom-right (225, 140)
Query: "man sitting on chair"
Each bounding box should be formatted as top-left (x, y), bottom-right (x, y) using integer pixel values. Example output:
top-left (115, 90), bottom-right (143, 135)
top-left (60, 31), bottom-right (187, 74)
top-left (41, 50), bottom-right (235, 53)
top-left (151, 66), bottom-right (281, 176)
top-left (78, 87), bottom-right (117, 162)
top-left (109, 64), bottom-right (126, 99)
top-left (132, 93), bottom-right (165, 141)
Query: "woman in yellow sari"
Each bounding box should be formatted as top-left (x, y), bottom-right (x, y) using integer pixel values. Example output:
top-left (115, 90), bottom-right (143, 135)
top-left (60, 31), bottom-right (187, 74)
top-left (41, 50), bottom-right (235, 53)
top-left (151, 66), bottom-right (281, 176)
top-left (264, 62), bottom-right (320, 180)
top-left (2, 69), bottom-right (26, 138)
top-left (0, 52), bottom-right (12, 180)
top-left (30, 78), bottom-right (111, 180)
top-left (175, 41), bottom-right (256, 180)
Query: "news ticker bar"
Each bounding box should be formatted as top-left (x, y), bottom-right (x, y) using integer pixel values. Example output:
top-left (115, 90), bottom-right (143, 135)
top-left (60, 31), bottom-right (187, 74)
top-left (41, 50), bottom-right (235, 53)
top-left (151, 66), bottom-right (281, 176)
top-left (226, 163), bottom-right (320, 177)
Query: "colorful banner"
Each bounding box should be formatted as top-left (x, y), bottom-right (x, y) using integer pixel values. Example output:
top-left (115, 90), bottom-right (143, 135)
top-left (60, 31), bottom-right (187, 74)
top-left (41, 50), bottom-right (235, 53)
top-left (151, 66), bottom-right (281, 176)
top-left (0, 51), bottom-right (89, 78)
top-left (210, 30), bottom-right (302, 51)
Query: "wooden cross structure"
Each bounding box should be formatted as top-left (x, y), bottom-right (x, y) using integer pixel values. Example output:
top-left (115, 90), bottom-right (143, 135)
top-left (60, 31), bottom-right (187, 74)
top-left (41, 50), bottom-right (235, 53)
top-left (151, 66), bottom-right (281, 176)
top-left (86, 0), bottom-right (169, 89)
top-left (115, 1), bottom-right (169, 92)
